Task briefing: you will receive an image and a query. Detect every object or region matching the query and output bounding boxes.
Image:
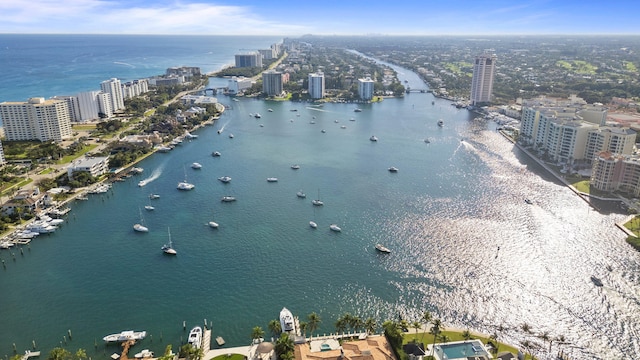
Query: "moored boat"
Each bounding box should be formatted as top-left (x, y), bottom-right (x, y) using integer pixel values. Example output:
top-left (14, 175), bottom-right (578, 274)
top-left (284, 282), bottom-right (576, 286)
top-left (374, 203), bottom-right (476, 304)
top-left (370, 135), bottom-right (378, 142)
top-left (162, 228), bottom-right (177, 255)
top-left (188, 326), bottom-right (202, 349)
top-left (279, 307), bottom-right (295, 332)
top-left (191, 162), bottom-right (202, 169)
top-left (375, 244), bottom-right (391, 253)
top-left (218, 176), bottom-right (232, 183)
top-left (388, 166), bottom-right (399, 173)
top-left (267, 177), bottom-right (278, 182)
top-left (221, 196), bottom-right (236, 202)
top-left (329, 224), bottom-right (342, 232)
top-left (103, 330), bottom-right (147, 343)
top-left (309, 221), bottom-right (318, 229)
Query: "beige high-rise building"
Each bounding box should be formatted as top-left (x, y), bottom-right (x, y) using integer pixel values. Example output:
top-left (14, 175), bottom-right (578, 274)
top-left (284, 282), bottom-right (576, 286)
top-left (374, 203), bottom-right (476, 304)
top-left (470, 54), bottom-right (497, 106)
top-left (0, 97), bottom-right (72, 142)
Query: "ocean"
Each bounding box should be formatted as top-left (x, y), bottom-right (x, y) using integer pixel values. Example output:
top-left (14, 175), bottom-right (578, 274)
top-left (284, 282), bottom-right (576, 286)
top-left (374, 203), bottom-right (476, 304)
top-left (1, 35), bottom-right (639, 360)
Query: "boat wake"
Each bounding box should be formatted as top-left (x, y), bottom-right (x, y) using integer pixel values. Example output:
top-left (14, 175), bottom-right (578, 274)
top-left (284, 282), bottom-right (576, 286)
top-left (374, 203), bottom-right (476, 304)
top-left (113, 61), bottom-right (135, 68)
top-left (218, 121), bottom-right (229, 134)
top-left (138, 165), bottom-right (164, 187)
top-left (305, 107), bottom-right (331, 113)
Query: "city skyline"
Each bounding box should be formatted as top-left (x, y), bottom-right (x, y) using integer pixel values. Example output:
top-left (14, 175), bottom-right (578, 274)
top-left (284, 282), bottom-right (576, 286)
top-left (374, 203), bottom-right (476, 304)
top-left (1, 0), bottom-right (638, 36)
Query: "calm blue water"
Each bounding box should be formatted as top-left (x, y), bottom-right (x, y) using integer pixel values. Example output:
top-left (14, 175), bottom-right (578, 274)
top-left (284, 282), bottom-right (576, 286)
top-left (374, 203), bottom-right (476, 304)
top-left (1, 36), bottom-right (640, 360)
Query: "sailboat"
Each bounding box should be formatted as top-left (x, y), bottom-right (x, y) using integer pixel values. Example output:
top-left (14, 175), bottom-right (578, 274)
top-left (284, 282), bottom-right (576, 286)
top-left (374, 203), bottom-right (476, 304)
top-left (162, 227), bottom-right (177, 255)
top-left (177, 166), bottom-right (195, 190)
top-left (312, 189), bottom-right (323, 206)
top-left (133, 207), bottom-right (149, 232)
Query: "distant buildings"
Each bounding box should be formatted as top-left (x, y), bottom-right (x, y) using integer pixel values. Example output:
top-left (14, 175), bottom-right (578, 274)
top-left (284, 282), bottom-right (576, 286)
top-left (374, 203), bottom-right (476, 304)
top-left (0, 97), bottom-right (72, 142)
top-left (358, 77), bottom-right (375, 100)
top-left (100, 78), bottom-right (125, 112)
top-left (235, 53), bottom-right (263, 68)
top-left (76, 91), bottom-right (101, 121)
top-left (519, 95), bottom-right (635, 167)
top-left (308, 72), bottom-right (325, 99)
top-left (262, 70), bottom-right (284, 97)
top-left (470, 54), bottom-right (497, 106)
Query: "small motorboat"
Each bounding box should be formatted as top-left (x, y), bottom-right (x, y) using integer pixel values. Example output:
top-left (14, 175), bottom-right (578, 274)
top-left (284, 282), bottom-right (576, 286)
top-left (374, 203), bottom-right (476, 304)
top-left (229, 133), bottom-right (234, 138)
top-left (191, 162), bottom-right (202, 169)
top-left (212, 151), bottom-right (221, 157)
top-left (297, 190), bottom-right (306, 198)
top-left (525, 198), bottom-right (533, 205)
top-left (591, 275), bottom-right (603, 287)
top-left (375, 244), bottom-right (391, 253)
top-left (309, 221), bottom-right (318, 228)
top-left (329, 224), bottom-right (342, 232)
top-left (291, 164), bottom-right (300, 170)
top-left (218, 176), bottom-right (232, 183)
top-left (266, 177), bottom-right (278, 182)
top-left (209, 221), bottom-right (219, 229)
top-left (144, 205), bottom-right (155, 211)
top-left (388, 166), bottom-right (399, 173)
top-left (370, 135), bottom-right (378, 142)
top-left (437, 119), bottom-right (444, 127)
top-left (221, 196), bottom-right (236, 202)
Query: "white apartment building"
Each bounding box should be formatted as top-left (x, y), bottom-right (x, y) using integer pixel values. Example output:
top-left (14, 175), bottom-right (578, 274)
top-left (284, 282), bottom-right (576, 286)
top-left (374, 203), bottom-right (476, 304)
top-left (308, 72), bottom-right (325, 99)
top-left (96, 92), bottom-right (113, 118)
top-left (358, 77), bottom-right (375, 100)
top-left (0, 141), bottom-right (5, 166)
top-left (122, 79), bottom-right (149, 100)
top-left (77, 90), bottom-right (101, 121)
top-left (100, 78), bottom-right (125, 112)
top-left (67, 156), bottom-right (109, 179)
top-left (591, 153), bottom-right (640, 195)
top-left (470, 54), bottom-right (497, 106)
top-left (52, 95), bottom-right (81, 122)
top-left (0, 97), bottom-right (72, 142)
top-left (262, 70), bottom-right (283, 97)
top-left (227, 77), bottom-right (253, 95)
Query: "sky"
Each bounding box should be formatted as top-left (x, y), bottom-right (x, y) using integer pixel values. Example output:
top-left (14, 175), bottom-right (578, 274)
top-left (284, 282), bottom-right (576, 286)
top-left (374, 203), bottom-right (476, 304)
top-left (1, 0), bottom-right (638, 36)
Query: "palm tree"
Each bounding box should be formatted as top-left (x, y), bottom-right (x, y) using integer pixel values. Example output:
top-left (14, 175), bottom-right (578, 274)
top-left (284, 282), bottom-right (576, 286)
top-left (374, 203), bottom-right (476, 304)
top-left (461, 329), bottom-right (472, 342)
top-left (438, 334), bottom-right (450, 344)
top-left (429, 319), bottom-right (443, 357)
top-left (307, 312), bottom-right (321, 336)
top-left (539, 331), bottom-right (551, 355)
top-left (521, 323), bottom-right (531, 334)
top-left (420, 311), bottom-right (432, 342)
top-left (364, 317), bottom-right (377, 335)
top-left (489, 332), bottom-right (500, 355)
top-left (411, 321), bottom-right (422, 337)
top-left (351, 315), bottom-right (363, 333)
top-left (275, 333), bottom-right (295, 360)
top-left (299, 321), bottom-right (308, 338)
top-left (268, 319), bottom-right (282, 339)
top-left (251, 326), bottom-right (265, 342)
top-left (335, 317), bottom-right (348, 335)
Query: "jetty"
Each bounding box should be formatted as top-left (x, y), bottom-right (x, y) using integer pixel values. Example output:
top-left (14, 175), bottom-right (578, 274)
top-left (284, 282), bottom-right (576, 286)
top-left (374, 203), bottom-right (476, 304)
top-left (22, 350), bottom-right (40, 360)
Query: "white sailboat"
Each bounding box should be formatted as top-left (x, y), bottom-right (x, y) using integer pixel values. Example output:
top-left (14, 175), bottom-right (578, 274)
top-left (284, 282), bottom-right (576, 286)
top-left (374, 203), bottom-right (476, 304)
top-left (162, 227), bottom-right (177, 255)
top-left (177, 166), bottom-right (195, 190)
top-left (133, 207), bottom-right (148, 232)
top-left (312, 189), bottom-right (323, 206)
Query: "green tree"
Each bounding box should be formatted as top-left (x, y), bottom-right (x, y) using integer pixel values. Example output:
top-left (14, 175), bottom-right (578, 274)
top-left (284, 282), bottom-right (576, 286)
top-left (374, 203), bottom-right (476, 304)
top-left (275, 333), bottom-right (294, 360)
top-left (429, 319), bottom-right (443, 358)
top-left (268, 319), bottom-right (282, 339)
top-left (461, 329), bottom-right (472, 342)
top-left (299, 321), bottom-right (308, 338)
top-left (251, 326), bottom-right (265, 341)
top-left (47, 347), bottom-right (72, 360)
top-left (382, 320), bottom-right (403, 348)
top-left (307, 312), bottom-right (321, 336)
top-left (157, 345), bottom-right (174, 360)
top-left (411, 321), bottom-right (422, 337)
top-left (364, 317), bottom-right (377, 335)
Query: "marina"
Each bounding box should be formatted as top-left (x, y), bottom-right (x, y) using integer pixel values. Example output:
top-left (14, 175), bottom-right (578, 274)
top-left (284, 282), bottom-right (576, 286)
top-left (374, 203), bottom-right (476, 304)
top-left (0, 48), bottom-right (638, 360)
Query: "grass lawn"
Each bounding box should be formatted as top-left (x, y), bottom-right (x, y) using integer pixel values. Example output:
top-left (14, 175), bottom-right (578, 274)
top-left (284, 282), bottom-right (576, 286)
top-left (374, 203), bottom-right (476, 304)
top-left (38, 168), bottom-right (54, 175)
top-left (72, 124), bottom-right (97, 131)
top-left (571, 180), bottom-right (590, 194)
top-left (403, 331), bottom-right (520, 358)
top-left (210, 354), bottom-right (245, 360)
top-left (56, 144), bottom-right (98, 164)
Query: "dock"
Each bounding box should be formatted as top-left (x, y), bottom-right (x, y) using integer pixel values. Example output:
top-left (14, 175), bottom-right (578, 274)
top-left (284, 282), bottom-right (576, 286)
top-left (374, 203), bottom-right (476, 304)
top-left (202, 328), bottom-right (212, 351)
top-left (22, 350), bottom-right (40, 360)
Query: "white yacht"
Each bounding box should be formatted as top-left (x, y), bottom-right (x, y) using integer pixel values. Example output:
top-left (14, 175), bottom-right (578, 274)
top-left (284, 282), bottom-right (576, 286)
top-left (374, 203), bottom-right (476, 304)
top-left (138, 179), bottom-right (148, 187)
top-left (144, 205), bottom-right (155, 211)
top-left (370, 135), bottom-right (378, 142)
top-left (221, 196), bottom-right (236, 202)
top-left (103, 330), bottom-right (147, 343)
top-left (209, 221), bottom-right (219, 229)
top-left (254, 113), bottom-right (262, 118)
top-left (267, 177), bottom-right (278, 182)
top-left (212, 151), bottom-right (221, 157)
top-left (388, 166), bottom-right (399, 173)
top-left (375, 244), bottom-right (391, 253)
top-left (191, 162), bottom-right (202, 169)
top-left (133, 223), bottom-right (148, 232)
top-left (291, 164), bottom-right (300, 170)
top-left (329, 224), bottom-right (342, 232)
top-left (296, 190), bottom-right (306, 198)
top-left (27, 221), bottom-right (57, 234)
top-left (149, 193), bottom-right (160, 199)
top-left (218, 176), bottom-right (232, 183)
top-left (279, 307), bottom-right (295, 332)
top-left (177, 180), bottom-right (195, 190)
top-left (309, 221), bottom-right (318, 229)
top-left (188, 326), bottom-right (203, 349)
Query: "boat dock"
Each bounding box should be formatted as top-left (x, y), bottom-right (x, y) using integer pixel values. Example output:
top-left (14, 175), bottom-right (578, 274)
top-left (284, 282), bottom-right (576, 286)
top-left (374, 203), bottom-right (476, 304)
top-left (21, 350), bottom-right (40, 360)
top-left (202, 328), bottom-right (212, 352)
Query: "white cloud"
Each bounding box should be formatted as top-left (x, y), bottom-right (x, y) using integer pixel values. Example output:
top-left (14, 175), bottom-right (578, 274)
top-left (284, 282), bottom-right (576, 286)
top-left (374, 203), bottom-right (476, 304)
top-left (0, 0), bottom-right (307, 35)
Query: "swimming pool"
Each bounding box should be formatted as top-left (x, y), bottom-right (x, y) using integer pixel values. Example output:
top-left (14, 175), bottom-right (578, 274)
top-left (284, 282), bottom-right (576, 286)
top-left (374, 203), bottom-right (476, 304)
top-left (432, 340), bottom-right (490, 360)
